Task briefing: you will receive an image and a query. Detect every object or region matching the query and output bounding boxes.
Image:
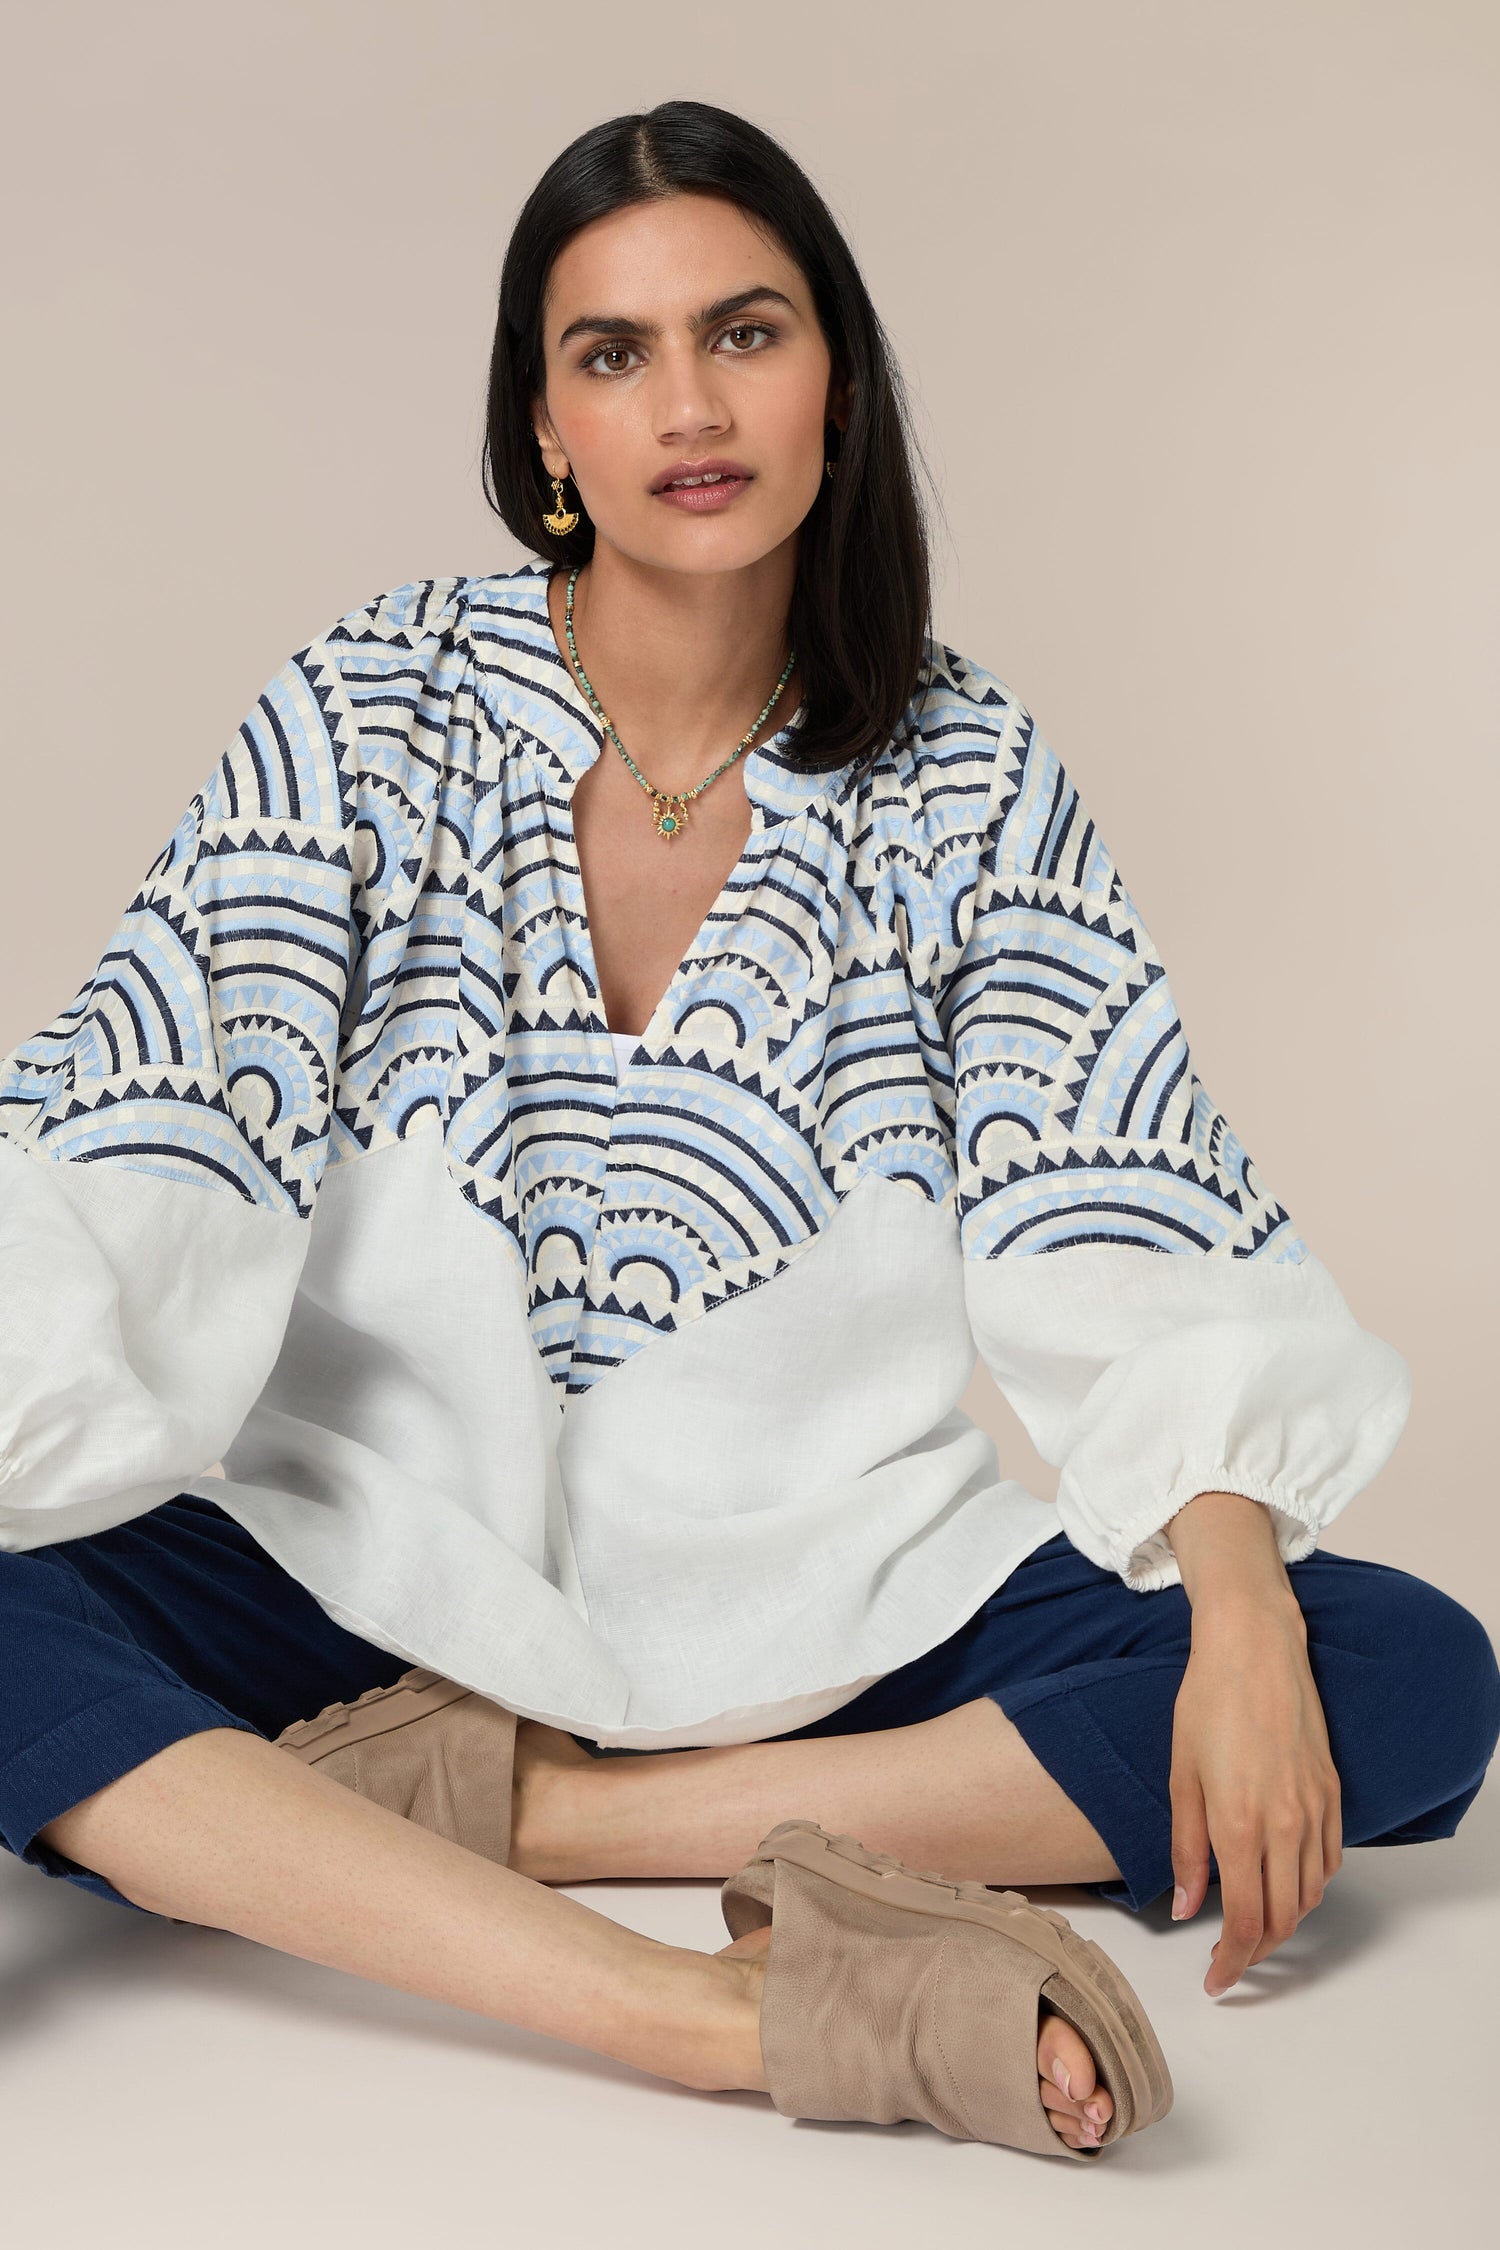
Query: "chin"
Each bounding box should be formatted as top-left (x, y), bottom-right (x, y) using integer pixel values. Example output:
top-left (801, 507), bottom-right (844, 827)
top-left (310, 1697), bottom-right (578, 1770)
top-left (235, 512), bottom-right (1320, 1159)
top-left (664, 514), bottom-right (804, 569)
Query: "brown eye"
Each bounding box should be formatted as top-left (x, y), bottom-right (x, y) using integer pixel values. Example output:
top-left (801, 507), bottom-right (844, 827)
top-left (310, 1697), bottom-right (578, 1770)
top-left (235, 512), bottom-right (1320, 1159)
top-left (579, 341), bottom-right (642, 377)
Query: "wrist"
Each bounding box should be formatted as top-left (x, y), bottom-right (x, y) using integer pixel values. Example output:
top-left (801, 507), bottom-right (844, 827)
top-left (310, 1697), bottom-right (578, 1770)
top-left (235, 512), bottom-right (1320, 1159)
top-left (1187, 1578), bottom-right (1308, 1652)
top-left (1165, 1489), bottom-right (1300, 1616)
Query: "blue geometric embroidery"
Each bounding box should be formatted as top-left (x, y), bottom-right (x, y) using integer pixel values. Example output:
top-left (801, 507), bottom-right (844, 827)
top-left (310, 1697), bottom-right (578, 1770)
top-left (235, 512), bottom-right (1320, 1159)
top-left (0, 560), bottom-right (1304, 1402)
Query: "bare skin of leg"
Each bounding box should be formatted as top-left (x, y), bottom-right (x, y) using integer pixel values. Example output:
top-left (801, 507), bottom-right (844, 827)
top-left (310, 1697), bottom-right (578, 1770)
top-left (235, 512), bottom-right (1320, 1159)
top-left (35, 1727), bottom-right (766, 2098)
top-left (509, 1694), bottom-right (1125, 2151)
top-left (38, 1696), bottom-right (1120, 2152)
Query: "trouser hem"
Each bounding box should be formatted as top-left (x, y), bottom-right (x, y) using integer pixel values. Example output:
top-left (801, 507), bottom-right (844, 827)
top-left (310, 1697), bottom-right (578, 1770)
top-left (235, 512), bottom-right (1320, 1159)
top-left (989, 1674), bottom-right (1178, 1914)
top-left (0, 1679), bottom-right (264, 1913)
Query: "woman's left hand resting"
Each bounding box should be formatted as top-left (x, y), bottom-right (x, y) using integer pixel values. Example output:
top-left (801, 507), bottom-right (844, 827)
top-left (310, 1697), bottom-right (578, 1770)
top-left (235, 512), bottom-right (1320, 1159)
top-left (1163, 1491), bottom-right (1344, 1998)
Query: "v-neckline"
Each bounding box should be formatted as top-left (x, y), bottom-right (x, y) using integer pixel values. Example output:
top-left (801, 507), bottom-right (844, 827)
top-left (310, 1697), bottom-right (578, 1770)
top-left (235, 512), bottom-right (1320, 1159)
top-left (574, 772), bottom-right (769, 1067)
top-left (535, 564), bottom-right (813, 1067)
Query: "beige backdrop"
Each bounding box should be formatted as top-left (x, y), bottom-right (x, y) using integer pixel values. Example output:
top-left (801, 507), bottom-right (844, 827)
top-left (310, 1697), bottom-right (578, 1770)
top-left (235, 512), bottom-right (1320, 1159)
top-left (2, 8), bottom-right (1497, 2247)
top-left (3, 0), bottom-right (1495, 1641)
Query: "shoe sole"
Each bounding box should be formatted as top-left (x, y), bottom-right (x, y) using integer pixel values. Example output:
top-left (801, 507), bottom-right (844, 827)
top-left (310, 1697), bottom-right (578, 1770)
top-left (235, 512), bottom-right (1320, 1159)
top-left (751, 1818), bottom-right (1174, 2153)
top-left (274, 1668), bottom-right (475, 1758)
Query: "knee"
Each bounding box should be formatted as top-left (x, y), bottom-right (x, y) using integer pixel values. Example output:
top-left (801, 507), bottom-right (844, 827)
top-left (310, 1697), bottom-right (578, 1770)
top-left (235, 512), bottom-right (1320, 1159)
top-left (1349, 1566), bottom-right (1500, 1790)
top-left (1439, 1590), bottom-right (1500, 1778)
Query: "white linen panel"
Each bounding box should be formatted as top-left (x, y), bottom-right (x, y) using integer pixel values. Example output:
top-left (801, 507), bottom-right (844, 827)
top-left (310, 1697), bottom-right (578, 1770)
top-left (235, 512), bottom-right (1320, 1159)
top-left (0, 642), bottom-right (355, 1549)
top-left (943, 715), bottom-right (1410, 1592)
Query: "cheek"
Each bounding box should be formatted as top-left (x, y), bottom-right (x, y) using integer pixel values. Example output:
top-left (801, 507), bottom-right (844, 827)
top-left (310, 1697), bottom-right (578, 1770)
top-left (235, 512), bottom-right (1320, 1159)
top-left (787, 391), bottom-right (832, 506)
top-left (564, 395), bottom-right (636, 486)
top-left (757, 373), bottom-right (834, 480)
top-left (550, 392), bottom-right (663, 535)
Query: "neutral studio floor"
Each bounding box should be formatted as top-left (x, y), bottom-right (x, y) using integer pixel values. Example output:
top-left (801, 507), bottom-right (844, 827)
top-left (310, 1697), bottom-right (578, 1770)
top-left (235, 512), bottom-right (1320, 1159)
top-left (1, 1772), bottom-right (1491, 2250)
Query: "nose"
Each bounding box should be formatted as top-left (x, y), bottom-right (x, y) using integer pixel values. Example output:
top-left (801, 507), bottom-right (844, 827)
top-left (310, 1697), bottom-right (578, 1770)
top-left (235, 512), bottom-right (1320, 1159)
top-left (652, 343), bottom-right (731, 446)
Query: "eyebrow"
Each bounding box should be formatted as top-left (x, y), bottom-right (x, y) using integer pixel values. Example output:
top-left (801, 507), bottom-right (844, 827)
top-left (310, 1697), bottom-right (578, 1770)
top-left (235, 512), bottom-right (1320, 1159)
top-left (554, 286), bottom-right (799, 351)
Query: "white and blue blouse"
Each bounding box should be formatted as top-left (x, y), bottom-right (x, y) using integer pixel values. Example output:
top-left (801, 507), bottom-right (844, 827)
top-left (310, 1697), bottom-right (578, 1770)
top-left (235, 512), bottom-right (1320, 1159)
top-left (0, 561), bottom-right (1410, 1746)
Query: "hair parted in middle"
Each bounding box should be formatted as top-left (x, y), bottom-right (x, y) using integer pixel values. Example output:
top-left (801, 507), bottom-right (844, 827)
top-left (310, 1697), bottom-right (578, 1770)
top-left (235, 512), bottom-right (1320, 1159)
top-left (481, 98), bottom-right (942, 780)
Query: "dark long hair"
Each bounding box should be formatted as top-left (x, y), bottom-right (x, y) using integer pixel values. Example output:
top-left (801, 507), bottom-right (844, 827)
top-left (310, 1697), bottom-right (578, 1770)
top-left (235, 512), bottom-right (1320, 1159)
top-left (481, 100), bottom-right (939, 778)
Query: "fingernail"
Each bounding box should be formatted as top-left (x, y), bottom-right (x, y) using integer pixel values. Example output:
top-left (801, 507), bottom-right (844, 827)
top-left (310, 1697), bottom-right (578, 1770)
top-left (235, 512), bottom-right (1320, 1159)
top-left (1052, 2057), bottom-right (1071, 2097)
top-left (1086, 2100), bottom-right (1105, 2123)
top-left (1172, 1885), bottom-right (1187, 1918)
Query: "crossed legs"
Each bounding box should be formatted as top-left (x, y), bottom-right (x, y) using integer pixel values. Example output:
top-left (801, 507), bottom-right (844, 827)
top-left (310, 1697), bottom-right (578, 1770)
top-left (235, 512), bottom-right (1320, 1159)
top-left (36, 1692), bottom-right (1121, 2150)
top-left (507, 1695), bottom-right (1122, 1888)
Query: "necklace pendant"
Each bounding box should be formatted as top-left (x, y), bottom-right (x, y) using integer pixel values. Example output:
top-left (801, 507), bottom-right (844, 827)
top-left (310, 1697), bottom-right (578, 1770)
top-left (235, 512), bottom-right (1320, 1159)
top-left (652, 793), bottom-right (690, 841)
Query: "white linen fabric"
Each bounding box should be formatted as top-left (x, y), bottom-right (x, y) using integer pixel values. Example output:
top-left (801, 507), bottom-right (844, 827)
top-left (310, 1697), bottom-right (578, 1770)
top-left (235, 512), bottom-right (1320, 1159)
top-left (0, 563), bottom-right (1410, 1747)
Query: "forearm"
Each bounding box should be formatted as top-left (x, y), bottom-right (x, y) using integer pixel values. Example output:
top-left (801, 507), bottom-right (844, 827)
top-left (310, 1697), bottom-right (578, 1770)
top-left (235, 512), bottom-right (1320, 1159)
top-left (1160, 1488), bottom-right (1342, 1994)
top-left (1163, 1490), bottom-right (1306, 1632)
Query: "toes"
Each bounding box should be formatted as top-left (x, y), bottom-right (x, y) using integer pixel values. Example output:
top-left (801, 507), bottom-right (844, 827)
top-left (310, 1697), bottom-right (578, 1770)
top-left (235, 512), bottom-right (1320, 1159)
top-left (1038, 2079), bottom-right (1104, 2147)
top-left (1036, 2004), bottom-right (1113, 2142)
top-left (1036, 2006), bottom-right (1097, 2099)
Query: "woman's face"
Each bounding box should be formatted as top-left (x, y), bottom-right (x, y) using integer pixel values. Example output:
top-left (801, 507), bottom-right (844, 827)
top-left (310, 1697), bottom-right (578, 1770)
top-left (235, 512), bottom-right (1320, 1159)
top-left (532, 192), bottom-right (849, 578)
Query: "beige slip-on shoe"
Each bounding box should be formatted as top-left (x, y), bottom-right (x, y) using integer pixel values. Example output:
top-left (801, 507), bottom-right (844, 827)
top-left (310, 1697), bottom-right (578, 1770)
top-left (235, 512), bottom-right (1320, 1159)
top-left (273, 1668), bottom-right (519, 1867)
top-left (721, 1818), bottom-right (1174, 2159)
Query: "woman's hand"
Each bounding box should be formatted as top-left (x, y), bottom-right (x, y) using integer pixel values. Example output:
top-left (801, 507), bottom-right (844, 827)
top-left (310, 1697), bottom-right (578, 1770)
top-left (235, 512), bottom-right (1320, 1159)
top-left (1163, 1492), bottom-right (1344, 1997)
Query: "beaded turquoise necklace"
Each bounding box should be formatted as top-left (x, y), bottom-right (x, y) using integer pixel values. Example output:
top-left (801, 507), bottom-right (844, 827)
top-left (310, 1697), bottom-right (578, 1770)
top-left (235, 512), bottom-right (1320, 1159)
top-left (562, 564), bottom-right (797, 842)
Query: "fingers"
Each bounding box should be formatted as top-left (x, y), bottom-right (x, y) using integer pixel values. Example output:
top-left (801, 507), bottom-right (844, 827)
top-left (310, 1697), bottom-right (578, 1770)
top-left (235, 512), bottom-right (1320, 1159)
top-left (1205, 1824), bottom-right (1263, 1994)
top-left (1322, 1786), bottom-right (1344, 1887)
top-left (1168, 1770), bottom-right (1212, 1922)
top-left (1297, 1822), bottom-right (1327, 1921)
top-left (1243, 1818), bottom-right (1303, 1972)
top-left (1211, 1802), bottom-right (1337, 1989)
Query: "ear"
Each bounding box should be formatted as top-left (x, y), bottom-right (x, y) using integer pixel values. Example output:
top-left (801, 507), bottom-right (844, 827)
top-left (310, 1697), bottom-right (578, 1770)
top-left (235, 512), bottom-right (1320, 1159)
top-left (827, 368), bottom-right (855, 436)
top-left (531, 398), bottom-right (569, 482)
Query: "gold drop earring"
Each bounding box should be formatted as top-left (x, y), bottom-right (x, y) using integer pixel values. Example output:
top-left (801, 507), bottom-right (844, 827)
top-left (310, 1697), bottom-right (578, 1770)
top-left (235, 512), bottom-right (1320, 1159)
top-left (543, 470), bottom-right (580, 536)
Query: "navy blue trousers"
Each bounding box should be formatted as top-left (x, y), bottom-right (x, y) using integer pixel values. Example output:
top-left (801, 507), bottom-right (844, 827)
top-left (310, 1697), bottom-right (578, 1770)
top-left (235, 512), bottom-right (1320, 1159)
top-left (2, 1493), bottom-right (1496, 1917)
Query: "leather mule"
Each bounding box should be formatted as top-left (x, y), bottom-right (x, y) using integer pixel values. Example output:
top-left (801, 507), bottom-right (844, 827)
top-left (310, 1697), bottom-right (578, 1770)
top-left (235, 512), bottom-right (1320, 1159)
top-left (722, 1818), bottom-right (1174, 2158)
top-left (274, 1667), bottom-right (520, 1866)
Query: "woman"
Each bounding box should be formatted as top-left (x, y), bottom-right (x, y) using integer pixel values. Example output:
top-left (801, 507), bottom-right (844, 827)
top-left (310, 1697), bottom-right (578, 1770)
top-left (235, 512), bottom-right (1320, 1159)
top-left (1, 101), bottom-right (1495, 2161)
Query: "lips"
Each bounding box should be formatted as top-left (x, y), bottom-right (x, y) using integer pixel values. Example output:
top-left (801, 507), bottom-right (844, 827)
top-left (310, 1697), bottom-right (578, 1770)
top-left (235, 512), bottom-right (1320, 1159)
top-left (651, 458), bottom-right (753, 494)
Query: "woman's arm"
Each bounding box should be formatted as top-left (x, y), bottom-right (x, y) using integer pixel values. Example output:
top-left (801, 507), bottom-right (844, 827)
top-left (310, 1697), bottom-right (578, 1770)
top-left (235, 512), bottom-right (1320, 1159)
top-left (933, 675), bottom-right (1396, 1995)
top-left (942, 677), bottom-right (1411, 1604)
top-left (1163, 1490), bottom-right (1344, 1996)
